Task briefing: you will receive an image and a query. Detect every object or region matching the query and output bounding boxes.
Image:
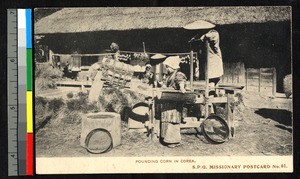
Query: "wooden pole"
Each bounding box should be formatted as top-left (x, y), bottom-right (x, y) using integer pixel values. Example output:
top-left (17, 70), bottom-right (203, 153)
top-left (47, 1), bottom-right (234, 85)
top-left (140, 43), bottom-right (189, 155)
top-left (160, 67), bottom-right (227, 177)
top-left (147, 98), bottom-right (152, 136)
top-left (190, 50), bottom-right (194, 91)
top-left (151, 96), bottom-right (156, 141)
top-left (245, 68), bottom-right (248, 90)
top-left (204, 40), bottom-right (209, 118)
top-left (79, 56), bottom-right (81, 67)
top-left (259, 68), bottom-right (262, 93)
top-left (195, 53), bottom-right (199, 80)
top-left (52, 51), bottom-right (194, 57)
top-left (232, 70), bottom-right (234, 84)
top-left (226, 94), bottom-right (234, 139)
top-left (143, 42), bottom-right (146, 53)
top-left (148, 88), bottom-right (156, 141)
top-left (272, 67), bottom-right (277, 96)
top-left (88, 71), bottom-right (104, 102)
top-left (158, 63), bottom-right (163, 82)
top-left (152, 64), bottom-right (157, 87)
top-left (226, 63), bottom-right (229, 83)
top-left (110, 60), bottom-right (116, 85)
top-left (49, 49), bottom-right (53, 65)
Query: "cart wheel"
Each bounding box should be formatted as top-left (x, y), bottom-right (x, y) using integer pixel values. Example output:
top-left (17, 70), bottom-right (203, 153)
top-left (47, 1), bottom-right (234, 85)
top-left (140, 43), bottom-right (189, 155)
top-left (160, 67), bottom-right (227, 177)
top-left (85, 128), bottom-right (113, 154)
top-left (201, 115), bottom-right (230, 144)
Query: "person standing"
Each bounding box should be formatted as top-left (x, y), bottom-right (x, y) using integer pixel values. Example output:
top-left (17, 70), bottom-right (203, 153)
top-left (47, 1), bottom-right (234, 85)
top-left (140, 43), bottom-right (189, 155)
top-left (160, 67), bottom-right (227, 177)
top-left (160, 56), bottom-right (187, 148)
top-left (63, 61), bottom-right (69, 78)
top-left (190, 29), bottom-right (224, 86)
top-left (140, 63), bottom-right (155, 86)
top-left (185, 20), bottom-right (223, 86)
top-left (201, 29), bottom-right (223, 86)
top-left (110, 42), bottom-right (120, 61)
top-left (163, 56), bottom-right (187, 93)
top-left (191, 29), bottom-right (224, 115)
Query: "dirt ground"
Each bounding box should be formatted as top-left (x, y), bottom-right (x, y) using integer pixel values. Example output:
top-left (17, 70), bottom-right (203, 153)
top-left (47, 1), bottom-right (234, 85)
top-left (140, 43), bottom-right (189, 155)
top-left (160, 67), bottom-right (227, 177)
top-left (36, 90), bottom-right (292, 157)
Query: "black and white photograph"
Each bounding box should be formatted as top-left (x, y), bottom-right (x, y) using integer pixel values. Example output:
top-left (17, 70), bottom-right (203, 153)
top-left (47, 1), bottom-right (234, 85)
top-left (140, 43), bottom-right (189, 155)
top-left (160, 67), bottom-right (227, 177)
top-left (34, 7), bottom-right (293, 173)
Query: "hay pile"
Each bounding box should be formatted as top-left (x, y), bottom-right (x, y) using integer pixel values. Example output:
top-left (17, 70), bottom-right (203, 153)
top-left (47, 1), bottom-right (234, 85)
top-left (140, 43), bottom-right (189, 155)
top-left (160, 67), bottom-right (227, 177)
top-left (36, 88), bottom-right (145, 131)
top-left (36, 93), bottom-right (98, 155)
top-left (98, 88), bottom-right (146, 113)
top-left (35, 63), bottom-right (63, 91)
top-left (36, 88), bottom-right (146, 156)
top-left (35, 97), bottom-right (64, 131)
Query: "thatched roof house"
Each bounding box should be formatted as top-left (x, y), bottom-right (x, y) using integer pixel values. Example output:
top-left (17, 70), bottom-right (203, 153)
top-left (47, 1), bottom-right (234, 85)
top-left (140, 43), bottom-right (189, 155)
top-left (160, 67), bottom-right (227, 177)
top-left (35, 7), bottom-right (290, 34)
top-left (35, 7), bottom-right (291, 92)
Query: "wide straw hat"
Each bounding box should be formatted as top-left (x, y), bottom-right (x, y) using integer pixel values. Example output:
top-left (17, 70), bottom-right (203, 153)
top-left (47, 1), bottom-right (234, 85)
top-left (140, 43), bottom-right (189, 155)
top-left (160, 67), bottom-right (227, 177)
top-left (183, 20), bottom-right (215, 30)
top-left (163, 56), bottom-right (181, 70)
top-left (151, 53), bottom-right (166, 60)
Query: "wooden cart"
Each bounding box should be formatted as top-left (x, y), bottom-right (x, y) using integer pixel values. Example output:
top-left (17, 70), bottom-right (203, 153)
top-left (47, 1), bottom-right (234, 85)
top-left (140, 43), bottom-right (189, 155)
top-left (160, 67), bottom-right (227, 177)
top-left (144, 41), bottom-right (242, 143)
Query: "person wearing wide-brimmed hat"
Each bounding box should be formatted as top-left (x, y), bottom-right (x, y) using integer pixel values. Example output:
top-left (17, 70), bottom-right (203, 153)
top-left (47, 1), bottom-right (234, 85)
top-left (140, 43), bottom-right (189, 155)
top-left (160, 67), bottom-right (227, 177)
top-left (185, 20), bottom-right (224, 86)
top-left (149, 53), bottom-right (167, 85)
top-left (200, 29), bottom-right (223, 86)
top-left (159, 56), bottom-right (187, 148)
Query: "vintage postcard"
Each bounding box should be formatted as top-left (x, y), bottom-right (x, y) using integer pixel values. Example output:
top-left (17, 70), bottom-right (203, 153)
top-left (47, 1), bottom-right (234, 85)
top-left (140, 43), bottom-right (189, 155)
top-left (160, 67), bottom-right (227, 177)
top-left (34, 7), bottom-right (293, 174)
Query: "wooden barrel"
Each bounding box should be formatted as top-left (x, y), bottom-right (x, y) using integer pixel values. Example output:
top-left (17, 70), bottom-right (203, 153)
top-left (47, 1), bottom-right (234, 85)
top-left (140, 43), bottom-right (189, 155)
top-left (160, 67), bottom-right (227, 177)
top-left (80, 112), bottom-right (121, 153)
top-left (128, 102), bottom-right (149, 129)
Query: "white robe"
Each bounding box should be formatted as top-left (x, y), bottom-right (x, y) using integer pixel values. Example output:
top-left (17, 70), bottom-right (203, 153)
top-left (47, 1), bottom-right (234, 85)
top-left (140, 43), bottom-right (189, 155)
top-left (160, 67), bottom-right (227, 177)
top-left (202, 30), bottom-right (224, 79)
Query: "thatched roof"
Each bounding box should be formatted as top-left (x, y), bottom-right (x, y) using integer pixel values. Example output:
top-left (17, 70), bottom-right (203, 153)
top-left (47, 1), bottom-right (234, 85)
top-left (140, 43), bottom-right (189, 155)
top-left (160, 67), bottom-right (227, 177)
top-left (35, 7), bottom-right (290, 34)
